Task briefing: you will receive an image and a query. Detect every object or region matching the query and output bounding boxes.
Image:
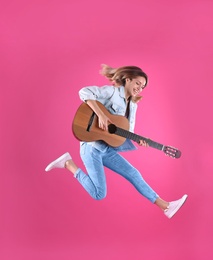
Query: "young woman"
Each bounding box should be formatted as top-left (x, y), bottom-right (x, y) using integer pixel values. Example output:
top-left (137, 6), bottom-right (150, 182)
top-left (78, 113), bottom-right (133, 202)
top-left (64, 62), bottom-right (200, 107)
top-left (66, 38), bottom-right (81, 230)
top-left (45, 64), bottom-right (187, 218)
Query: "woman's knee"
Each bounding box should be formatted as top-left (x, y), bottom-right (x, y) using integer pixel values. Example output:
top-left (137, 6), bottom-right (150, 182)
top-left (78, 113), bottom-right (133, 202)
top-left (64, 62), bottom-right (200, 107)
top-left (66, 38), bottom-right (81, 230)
top-left (93, 190), bottom-right (107, 200)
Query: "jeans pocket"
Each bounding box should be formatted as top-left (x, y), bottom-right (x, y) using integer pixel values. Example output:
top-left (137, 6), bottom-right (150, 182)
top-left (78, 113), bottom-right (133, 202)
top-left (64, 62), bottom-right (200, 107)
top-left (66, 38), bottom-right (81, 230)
top-left (80, 142), bottom-right (87, 155)
top-left (92, 141), bottom-right (108, 153)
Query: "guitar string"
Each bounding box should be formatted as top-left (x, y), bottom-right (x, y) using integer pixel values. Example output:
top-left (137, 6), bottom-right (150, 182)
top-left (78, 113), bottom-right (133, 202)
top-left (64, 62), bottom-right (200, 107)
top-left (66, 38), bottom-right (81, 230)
top-left (115, 127), bottom-right (164, 151)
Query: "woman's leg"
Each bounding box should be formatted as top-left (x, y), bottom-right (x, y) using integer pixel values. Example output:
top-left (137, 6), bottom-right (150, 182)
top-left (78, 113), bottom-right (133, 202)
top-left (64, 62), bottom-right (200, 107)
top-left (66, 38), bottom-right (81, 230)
top-left (103, 148), bottom-right (169, 209)
top-left (66, 143), bottom-right (107, 200)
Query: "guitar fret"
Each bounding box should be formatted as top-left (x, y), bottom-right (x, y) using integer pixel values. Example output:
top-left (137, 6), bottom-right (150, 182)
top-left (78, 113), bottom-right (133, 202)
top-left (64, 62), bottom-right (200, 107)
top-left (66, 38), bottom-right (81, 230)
top-left (148, 140), bottom-right (164, 150)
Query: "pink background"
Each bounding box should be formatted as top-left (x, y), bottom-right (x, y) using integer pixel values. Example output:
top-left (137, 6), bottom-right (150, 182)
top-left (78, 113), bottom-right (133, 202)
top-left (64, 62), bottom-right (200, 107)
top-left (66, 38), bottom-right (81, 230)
top-left (1, 0), bottom-right (213, 259)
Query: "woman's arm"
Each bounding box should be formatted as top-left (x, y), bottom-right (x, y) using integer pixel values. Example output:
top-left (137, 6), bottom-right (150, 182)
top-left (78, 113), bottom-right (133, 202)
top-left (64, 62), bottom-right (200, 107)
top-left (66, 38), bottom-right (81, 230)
top-left (79, 85), bottom-right (114, 103)
top-left (86, 99), bottom-right (112, 131)
top-left (79, 85), bottom-right (115, 130)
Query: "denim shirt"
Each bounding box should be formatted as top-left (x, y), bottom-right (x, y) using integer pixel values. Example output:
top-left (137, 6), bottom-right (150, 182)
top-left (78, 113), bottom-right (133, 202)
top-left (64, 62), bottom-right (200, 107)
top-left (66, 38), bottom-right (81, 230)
top-left (78, 85), bottom-right (138, 152)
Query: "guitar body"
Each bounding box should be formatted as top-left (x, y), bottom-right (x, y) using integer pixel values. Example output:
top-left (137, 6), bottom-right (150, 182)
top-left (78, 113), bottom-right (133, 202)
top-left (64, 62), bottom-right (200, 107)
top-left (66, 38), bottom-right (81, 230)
top-left (72, 101), bottom-right (181, 158)
top-left (72, 101), bottom-right (130, 147)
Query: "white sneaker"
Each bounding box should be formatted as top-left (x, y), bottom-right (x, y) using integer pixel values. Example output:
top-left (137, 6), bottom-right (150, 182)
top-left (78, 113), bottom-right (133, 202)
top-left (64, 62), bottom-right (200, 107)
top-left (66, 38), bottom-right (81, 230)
top-left (45, 152), bottom-right (72, 172)
top-left (164, 194), bottom-right (188, 218)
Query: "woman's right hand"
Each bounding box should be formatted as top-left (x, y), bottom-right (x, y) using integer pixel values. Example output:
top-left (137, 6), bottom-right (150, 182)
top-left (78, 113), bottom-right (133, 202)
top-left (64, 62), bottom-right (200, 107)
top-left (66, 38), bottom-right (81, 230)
top-left (98, 113), bottom-right (112, 131)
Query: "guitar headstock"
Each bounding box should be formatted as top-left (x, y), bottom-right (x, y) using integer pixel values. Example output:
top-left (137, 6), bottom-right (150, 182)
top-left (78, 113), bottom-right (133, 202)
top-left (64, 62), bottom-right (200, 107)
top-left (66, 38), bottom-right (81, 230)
top-left (163, 146), bottom-right (181, 159)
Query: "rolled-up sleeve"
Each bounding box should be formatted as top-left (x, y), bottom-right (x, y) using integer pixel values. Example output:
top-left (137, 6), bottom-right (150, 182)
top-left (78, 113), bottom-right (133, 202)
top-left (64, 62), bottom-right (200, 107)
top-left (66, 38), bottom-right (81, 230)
top-left (79, 85), bottom-right (115, 102)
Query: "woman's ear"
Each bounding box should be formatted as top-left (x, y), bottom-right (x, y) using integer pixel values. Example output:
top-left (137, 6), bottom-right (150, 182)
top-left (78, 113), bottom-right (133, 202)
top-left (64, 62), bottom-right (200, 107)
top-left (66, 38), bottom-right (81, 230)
top-left (125, 78), bottom-right (131, 83)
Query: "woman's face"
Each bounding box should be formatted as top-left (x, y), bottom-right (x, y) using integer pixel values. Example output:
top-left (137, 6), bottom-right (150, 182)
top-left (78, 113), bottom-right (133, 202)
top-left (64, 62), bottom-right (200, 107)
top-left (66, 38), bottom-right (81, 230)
top-left (125, 76), bottom-right (146, 98)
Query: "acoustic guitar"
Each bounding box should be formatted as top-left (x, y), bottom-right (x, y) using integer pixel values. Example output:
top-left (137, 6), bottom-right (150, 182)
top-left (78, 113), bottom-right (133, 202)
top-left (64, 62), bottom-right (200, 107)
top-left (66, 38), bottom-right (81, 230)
top-left (72, 101), bottom-right (181, 159)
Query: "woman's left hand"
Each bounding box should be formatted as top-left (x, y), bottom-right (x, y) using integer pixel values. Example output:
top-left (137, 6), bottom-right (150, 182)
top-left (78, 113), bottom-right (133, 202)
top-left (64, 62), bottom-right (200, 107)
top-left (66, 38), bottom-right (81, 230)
top-left (139, 139), bottom-right (149, 147)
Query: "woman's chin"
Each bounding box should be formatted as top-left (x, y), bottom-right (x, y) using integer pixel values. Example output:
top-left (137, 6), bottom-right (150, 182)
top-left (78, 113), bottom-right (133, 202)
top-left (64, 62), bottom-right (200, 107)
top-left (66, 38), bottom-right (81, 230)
top-left (132, 92), bottom-right (138, 97)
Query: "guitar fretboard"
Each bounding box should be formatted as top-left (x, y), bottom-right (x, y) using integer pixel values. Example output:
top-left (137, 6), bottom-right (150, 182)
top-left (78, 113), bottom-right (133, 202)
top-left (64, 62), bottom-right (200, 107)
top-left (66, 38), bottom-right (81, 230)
top-left (115, 126), bottom-right (164, 151)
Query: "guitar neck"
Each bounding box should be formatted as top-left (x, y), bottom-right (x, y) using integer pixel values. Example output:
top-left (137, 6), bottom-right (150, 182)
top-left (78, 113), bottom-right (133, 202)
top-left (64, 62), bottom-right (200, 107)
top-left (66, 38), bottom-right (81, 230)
top-left (115, 127), bottom-right (164, 151)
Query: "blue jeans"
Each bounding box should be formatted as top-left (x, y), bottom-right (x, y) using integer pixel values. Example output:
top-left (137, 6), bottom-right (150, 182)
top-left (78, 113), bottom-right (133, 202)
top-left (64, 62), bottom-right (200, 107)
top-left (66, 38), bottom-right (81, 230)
top-left (74, 142), bottom-right (159, 203)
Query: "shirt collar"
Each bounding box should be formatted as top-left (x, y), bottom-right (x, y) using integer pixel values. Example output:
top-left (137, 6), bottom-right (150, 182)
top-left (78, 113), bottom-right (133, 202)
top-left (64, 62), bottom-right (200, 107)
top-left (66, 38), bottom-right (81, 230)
top-left (119, 86), bottom-right (126, 99)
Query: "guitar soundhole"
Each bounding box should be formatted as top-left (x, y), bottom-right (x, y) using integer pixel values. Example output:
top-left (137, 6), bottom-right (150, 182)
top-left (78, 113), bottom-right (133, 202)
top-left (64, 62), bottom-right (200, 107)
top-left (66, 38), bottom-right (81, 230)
top-left (108, 124), bottom-right (117, 134)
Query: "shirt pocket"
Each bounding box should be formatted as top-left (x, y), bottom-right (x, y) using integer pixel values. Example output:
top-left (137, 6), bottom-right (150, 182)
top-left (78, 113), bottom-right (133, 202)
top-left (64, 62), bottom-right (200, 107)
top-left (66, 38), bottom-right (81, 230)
top-left (109, 103), bottom-right (125, 115)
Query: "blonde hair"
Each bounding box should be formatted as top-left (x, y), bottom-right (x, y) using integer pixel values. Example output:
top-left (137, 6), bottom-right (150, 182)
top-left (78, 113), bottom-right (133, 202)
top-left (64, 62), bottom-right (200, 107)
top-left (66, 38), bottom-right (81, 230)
top-left (100, 64), bottom-right (148, 103)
